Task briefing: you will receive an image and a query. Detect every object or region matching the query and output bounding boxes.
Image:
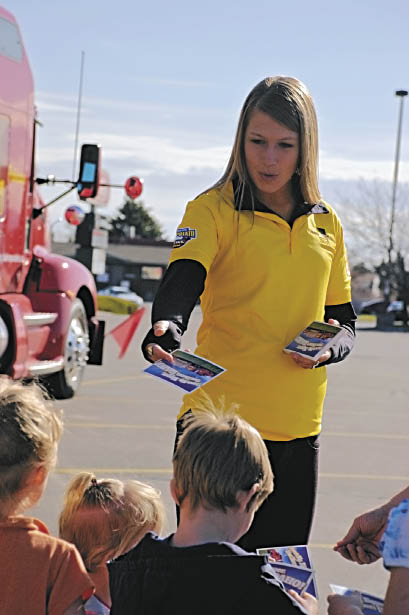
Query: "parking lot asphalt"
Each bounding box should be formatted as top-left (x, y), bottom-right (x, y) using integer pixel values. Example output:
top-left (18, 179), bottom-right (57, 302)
top-left (35, 306), bottom-right (409, 613)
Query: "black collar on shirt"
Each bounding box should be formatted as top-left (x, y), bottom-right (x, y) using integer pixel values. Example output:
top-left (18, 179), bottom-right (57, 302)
top-left (232, 178), bottom-right (329, 223)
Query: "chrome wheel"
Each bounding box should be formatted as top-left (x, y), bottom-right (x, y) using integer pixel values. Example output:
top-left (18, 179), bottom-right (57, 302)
top-left (63, 304), bottom-right (89, 391)
top-left (43, 299), bottom-right (89, 399)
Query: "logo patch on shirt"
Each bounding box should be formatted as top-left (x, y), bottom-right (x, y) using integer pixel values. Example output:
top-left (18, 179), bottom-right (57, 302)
top-left (173, 227), bottom-right (197, 248)
top-left (314, 226), bottom-right (332, 247)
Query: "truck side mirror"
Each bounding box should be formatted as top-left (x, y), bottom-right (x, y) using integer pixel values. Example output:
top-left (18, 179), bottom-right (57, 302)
top-left (77, 144), bottom-right (100, 200)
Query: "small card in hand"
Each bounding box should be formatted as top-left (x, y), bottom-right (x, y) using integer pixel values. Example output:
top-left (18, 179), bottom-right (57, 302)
top-left (284, 321), bottom-right (344, 361)
top-left (257, 545), bottom-right (318, 598)
top-left (143, 349), bottom-right (226, 393)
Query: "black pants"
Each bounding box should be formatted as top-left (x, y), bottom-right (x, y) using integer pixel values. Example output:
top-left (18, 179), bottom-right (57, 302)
top-left (174, 412), bottom-right (319, 552)
top-left (237, 435), bottom-right (319, 552)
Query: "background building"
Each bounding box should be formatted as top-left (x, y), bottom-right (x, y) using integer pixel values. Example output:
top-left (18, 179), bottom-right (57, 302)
top-left (53, 239), bottom-right (172, 301)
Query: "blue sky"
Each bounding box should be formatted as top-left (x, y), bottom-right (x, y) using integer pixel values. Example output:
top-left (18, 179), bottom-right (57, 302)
top-left (9, 0), bottom-right (409, 240)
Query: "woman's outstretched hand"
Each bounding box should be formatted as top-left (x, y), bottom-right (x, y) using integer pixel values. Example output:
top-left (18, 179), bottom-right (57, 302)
top-left (144, 321), bottom-right (175, 363)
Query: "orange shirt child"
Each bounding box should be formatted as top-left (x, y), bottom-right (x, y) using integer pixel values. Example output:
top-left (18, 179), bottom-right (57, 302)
top-left (0, 516), bottom-right (93, 615)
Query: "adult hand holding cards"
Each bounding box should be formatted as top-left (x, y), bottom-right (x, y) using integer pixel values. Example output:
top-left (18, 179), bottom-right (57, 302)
top-left (284, 321), bottom-right (344, 361)
top-left (144, 349), bottom-right (225, 393)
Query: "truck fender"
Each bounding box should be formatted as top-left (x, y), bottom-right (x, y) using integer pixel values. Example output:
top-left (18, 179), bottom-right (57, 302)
top-left (33, 245), bottom-right (98, 305)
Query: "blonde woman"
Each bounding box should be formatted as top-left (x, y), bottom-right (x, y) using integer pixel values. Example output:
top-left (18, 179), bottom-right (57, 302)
top-left (59, 473), bottom-right (165, 615)
top-left (142, 76), bottom-right (356, 550)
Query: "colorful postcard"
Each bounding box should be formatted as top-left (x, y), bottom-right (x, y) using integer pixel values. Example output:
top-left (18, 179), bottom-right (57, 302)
top-left (284, 321), bottom-right (344, 360)
top-left (143, 349), bottom-right (226, 393)
top-left (257, 545), bottom-right (317, 597)
top-left (329, 585), bottom-right (384, 615)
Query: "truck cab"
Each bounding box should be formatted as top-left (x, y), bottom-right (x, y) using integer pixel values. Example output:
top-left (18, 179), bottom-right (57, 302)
top-left (0, 6), bottom-right (104, 397)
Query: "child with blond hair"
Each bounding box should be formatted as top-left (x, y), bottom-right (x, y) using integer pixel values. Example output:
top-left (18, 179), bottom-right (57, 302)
top-left (59, 472), bottom-right (165, 614)
top-left (108, 410), bottom-right (317, 615)
top-left (0, 378), bottom-right (93, 615)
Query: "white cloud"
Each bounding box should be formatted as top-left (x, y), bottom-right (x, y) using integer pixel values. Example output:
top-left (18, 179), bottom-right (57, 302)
top-left (36, 101), bottom-right (77, 114)
top-left (37, 91), bottom-right (409, 185)
top-left (36, 91), bottom-right (225, 120)
top-left (35, 93), bottom-right (409, 241)
top-left (38, 130), bottom-right (409, 184)
top-left (39, 132), bottom-right (230, 176)
top-left (320, 152), bottom-right (409, 183)
top-left (36, 147), bottom-right (77, 165)
top-left (136, 77), bottom-right (213, 88)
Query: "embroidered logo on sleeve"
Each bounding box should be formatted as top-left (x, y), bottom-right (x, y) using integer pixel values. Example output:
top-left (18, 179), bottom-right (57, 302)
top-left (313, 226), bottom-right (334, 249)
top-left (173, 227), bottom-right (197, 248)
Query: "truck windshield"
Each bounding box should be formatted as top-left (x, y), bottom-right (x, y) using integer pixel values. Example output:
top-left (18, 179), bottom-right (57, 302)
top-left (0, 16), bottom-right (23, 62)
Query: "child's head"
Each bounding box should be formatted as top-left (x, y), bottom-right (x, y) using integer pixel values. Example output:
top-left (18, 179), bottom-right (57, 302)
top-left (0, 378), bottom-right (62, 517)
top-left (59, 473), bottom-right (165, 572)
top-left (172, 411), bottom-right (273, 514)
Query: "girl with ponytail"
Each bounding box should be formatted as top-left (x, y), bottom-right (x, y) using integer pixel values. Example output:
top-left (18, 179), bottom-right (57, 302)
top-left (59, 472), bottom-right (165, 615)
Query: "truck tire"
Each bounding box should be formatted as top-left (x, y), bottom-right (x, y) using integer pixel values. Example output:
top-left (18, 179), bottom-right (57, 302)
top-left (44, 299), bottom-right (90, 399)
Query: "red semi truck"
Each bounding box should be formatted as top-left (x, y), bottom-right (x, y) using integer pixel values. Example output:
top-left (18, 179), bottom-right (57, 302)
top-left (0, 6), bottom-right (106, 397)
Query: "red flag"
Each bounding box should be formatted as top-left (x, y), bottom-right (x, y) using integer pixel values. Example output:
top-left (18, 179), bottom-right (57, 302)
top-left (106, 307), bottom-right (146, 358)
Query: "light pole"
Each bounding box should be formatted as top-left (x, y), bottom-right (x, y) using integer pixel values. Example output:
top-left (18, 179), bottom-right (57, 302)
top-left (388, 89), bottom-right (408, 264)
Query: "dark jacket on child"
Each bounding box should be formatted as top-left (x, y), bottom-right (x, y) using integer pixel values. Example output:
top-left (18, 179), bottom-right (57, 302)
top-left (108, 532), bottom-right (308, 615)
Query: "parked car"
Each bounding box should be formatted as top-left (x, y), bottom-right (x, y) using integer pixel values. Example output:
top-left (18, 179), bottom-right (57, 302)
top-left (386, 300), bottom-right (403, 313)
top-left (359, 299), bottom-right (388, 315)
top-left (359, 298), bottom-right (407, 321)
top-left (98, 286), bottom-right (144, 308)
top-left (386, 300), bottom-right (407, 321)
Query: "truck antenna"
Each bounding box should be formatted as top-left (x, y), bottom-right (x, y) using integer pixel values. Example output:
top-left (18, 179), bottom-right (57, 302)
top-left (72, 51), bottom-right (85, 182)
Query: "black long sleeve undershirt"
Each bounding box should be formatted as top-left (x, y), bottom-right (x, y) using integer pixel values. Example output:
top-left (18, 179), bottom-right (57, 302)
top-left (141, 259), bottom-right (356, 365)
top-left (141, 260), bottom-right (206, 361)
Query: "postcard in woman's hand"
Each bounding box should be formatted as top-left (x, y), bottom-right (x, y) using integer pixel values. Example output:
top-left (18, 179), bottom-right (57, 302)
top-left (143, 349), bottom-right (226, 393)
top-left (284, 321), bottom-right (344, 361)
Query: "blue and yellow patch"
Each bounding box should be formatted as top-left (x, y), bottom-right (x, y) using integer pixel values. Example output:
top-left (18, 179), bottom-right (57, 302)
top-left (173, 226), bottom-right (197, 248)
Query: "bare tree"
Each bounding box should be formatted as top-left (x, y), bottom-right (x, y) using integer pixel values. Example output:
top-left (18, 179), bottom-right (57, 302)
top-left (334, 179), bottom-right (409, 269)
top-left (334, 179), bottom-right (409, 323)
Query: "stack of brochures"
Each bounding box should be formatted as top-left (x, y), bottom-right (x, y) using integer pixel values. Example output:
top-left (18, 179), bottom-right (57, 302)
top-left (256, 545), bottom-right (318, 597)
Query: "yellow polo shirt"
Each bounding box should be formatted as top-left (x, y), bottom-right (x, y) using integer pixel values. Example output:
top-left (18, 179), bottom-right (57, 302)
top-left (169, 183), bottom-right (351, 441)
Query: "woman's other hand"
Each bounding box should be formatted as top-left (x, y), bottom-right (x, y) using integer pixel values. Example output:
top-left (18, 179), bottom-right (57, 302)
top-left (289, 319), bottom-right (340, 370)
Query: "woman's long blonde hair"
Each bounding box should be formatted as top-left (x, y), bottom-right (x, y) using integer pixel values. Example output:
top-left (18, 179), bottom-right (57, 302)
top-left (209, 76), bottom-right (321, 209)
